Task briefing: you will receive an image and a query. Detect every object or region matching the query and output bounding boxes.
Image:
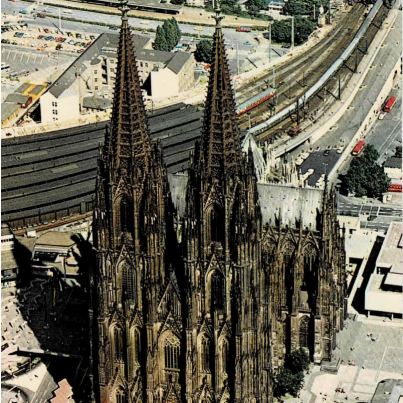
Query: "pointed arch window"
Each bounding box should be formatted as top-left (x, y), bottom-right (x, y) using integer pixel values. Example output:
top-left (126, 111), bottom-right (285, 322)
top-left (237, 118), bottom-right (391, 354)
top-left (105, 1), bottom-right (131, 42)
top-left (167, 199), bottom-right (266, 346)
top-left (113, 326), bottom-right (124, 362)
top-left (118, 196), bottom-right (133, 235)
top-left (200, 336), bottom-right (211, 373)
top-left (122, 263), bottom-right (135, 302)
top-left (299, 316), bottom-right (310, 349)
top-left (132, 328), bottom-right (141, 365)
top-left (302, 247), bottom-right (317, 291)
top-left (221, 339), bottom-right (230, 375)
top-left (164, 336), bottom-right (180, 370)
top-left (211, 271), bottom-right (224, 312)
top-left (209, 204), bottom-right (224, 245)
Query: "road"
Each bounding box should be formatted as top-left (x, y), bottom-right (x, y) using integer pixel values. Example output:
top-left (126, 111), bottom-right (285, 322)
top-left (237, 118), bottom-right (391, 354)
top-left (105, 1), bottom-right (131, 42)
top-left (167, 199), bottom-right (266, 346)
top-left (30, 363), bottom-right (57, 403)
top-left (336, 193), bottom-right (402, 231)
top-left (295, 8), bottom-right (402, 186)
top-left (366, 97), bottom-right (402, 165)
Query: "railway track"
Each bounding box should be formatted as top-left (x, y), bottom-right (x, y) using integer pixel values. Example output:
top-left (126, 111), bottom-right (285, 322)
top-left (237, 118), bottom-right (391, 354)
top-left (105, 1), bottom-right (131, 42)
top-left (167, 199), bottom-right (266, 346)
top-left (235, 2), bottom-right (369, 131)
top-left (253, 1), bottom-right (389, 142)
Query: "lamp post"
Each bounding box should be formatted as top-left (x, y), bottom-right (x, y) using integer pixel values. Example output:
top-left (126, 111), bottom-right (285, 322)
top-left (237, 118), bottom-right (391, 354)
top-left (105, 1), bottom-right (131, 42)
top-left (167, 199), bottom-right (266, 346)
top-left (268, 22), bottom-right (272, 63)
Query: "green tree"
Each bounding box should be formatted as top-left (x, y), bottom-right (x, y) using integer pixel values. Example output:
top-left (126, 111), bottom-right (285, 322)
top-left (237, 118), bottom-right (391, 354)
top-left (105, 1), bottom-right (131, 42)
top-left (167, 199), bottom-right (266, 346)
top-left (170, 0), bottom-right (185, 4)
top-left (274, 366), bottom-right (304, 398)
top-left (395, 146), bottom-right (402, 158)
top-left (343, 144), bottom-right (391, 198)
top-left (194, 39), bottom-right (213, 63)
top-left (162, 19), bottom-right (176, 50)
top-left (285, 348), bottom-right (310, 374)
top-left (154, 25), bottom-right (169, 51)
top-left (170, 17), bottom-right (182, 46)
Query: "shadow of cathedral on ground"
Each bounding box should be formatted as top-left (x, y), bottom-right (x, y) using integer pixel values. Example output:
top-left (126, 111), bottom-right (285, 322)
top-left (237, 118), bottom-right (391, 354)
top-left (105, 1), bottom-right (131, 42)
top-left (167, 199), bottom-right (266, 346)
top-left (89, 1), bottom-right (347, 402)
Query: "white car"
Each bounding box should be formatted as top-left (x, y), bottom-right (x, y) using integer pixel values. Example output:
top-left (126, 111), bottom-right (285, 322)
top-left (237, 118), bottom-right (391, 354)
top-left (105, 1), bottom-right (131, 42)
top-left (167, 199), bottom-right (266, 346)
top-left (378, 112), bottom-right (386, 120)
top-left (337, 147), bottom-right (343, 154)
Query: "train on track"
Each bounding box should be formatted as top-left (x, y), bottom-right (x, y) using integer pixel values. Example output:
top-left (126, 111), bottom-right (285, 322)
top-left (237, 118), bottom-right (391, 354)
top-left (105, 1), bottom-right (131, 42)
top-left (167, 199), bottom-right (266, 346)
top-left (248, 0), bottom-right (386, 137)
top-left (236, 87), bottom-right (276, 116)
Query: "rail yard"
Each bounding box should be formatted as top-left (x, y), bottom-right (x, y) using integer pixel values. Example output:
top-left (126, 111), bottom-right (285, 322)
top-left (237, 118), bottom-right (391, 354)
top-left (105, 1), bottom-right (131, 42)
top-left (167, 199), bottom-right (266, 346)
top-left (1, 0), bottom-right (400, 231)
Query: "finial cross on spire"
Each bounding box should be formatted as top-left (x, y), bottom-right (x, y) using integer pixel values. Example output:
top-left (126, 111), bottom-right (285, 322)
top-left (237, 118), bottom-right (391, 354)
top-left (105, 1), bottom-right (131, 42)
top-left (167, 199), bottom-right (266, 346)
top-left (213, 2), bottom-right (224, 28)
top-left (118, 0), bottom-right (130, 20)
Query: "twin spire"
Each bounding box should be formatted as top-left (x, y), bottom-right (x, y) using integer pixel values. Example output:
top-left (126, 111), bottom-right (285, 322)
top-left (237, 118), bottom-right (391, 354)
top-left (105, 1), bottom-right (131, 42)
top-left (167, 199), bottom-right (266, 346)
top-left (107, 1), bottom-right (243, 180)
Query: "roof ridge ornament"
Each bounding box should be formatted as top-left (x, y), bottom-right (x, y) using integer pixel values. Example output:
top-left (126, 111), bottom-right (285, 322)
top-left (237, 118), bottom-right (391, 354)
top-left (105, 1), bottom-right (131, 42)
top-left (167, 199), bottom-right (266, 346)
top-left (118, 0), bottom-right (130, 21)
top-left (213, 2), bottom-right (224, 28)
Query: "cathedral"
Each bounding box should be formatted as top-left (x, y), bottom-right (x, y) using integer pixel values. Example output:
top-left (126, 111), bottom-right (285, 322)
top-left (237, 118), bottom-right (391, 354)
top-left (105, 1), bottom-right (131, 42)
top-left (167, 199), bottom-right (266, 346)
top-left (89, 2), bottom-right (347, 402)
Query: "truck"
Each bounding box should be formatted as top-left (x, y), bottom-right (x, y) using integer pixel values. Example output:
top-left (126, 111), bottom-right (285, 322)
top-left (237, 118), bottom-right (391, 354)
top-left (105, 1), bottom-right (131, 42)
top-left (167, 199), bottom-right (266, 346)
top-left (236, 26), bottom-right (252, 32)
top-left (384, 96), bottom-right (396, 113)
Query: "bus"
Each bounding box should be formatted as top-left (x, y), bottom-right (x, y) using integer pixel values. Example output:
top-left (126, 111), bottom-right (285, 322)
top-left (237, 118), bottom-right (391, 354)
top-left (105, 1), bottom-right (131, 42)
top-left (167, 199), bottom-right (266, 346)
top-left (1, 63), bottom-right (10, 73)
top-left (388, 183), bottom-right (402, 193)
top-left (352, 140), bottom-right (365, 156)
top-left (384, 96), bottom-right (396, 113)
top-left (236, 26), bottom-right (252, 32)
top-left (8, 69), bottom-right (29, 78)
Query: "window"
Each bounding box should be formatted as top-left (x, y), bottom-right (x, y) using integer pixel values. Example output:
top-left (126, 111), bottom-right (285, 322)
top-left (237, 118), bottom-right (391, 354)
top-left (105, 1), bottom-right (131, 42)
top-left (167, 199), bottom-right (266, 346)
top-left (201, 337), bottom-right (210, 372)
top-left (211, 272), bottom-right (224, 311)
top-left (145, 63), bottom-right (148, 68)
top-left (95, 86), bottom-right (98, 91)
top-left (120, 197), bottom-right (133, 234)
top-left (51, 101), bottom-right (57, 107)
top-left (140, 62), bottom-right (143, 67)
top-left (299, 316), bottom-right (310, 349)
top-left (52, 109), bottom-right (58, 115)
top-left (95, 78), bottom-right (98, 82)
top-left (94, 70), bottom-right (98, 74)
top-left (221, 339), bottom-right (229, 374)
top-left (134, 328), bottom-right (141, 364)
top-left (164, 337), bottom-right (180, 370)
top-left (53, 117), bottom-right (58, 121)
top-left (110, 68), bottom-right (115, 73)
top-left (114, 326), bottom-right (123, 361)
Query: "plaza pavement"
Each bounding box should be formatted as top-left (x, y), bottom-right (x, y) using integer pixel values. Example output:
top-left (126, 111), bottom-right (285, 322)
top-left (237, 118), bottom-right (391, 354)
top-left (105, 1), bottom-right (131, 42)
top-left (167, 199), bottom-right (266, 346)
top-left (284, 318), bottom-right (403, 403)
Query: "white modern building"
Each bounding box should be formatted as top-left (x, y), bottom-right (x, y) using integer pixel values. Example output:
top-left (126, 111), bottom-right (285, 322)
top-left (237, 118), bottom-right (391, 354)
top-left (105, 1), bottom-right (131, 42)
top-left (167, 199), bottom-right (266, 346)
top-left (365, 221), bottom-right (403, 318)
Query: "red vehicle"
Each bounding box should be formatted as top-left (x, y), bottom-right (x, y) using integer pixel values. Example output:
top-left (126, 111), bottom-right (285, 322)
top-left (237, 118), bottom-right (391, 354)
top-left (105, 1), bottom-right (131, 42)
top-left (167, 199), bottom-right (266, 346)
top-left (388, 183), bottom-right (402, 193)
top-left (288, 125), bottom-right (301, 136)
top-left (384, 96), bottom-right (396, 113)
top-left (56, 37), bottom-right (63, 42)
top-left (44, 28), bottom-right (49, 33)
top-left (236, 26), bottom-right (252, 32)
top-left (352, 140), bottom-right (365, 156)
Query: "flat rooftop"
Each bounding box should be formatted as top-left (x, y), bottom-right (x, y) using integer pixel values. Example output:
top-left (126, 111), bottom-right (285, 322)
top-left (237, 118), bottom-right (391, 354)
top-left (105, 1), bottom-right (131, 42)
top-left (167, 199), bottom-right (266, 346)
top-left (35, 232), bottom-right (76, 249)
top-left (376, 221), bottom-right (403, 274)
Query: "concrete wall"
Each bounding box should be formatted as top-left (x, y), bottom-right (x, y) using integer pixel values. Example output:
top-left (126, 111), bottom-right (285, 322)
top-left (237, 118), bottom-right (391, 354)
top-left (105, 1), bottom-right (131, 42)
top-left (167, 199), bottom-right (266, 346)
top-left (40, 87), bottom-right (80, 124)
top-left (385, 167), bottom-right (403, 180)
top-left (150, 69), bottom-right (179, 99)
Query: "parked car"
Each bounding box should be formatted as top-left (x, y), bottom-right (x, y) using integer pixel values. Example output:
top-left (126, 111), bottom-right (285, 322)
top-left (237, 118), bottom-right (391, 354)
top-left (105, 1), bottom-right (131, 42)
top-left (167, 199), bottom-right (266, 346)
top-left (323, 150), bottom-right (330, 156)
top-left (37, 13), bottom-right (45, 18)
top-left (109, 26), bottom-right (118, 30)
top-left (44, 28), bottom-right (50, 33)
top-left (56, 36), bottom-right (63, 42)
top-left (37, 35), bottom-right (44, 39)
top-left (56, 44), bottom-right (62, 50)
top-left (90, 35), bottom-right (95, 40)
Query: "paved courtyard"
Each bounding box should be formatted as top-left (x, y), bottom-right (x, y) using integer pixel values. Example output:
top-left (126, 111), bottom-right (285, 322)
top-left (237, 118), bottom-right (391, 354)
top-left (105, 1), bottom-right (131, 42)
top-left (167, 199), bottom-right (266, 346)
top-left (285, 318), bottom-right (403, 403)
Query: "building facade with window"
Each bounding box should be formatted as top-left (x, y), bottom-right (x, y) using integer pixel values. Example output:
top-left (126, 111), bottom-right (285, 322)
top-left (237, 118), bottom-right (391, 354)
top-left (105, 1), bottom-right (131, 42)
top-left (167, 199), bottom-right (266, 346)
top-left (90, 6), bottom-right (346, 403)
top-left (40, 32), bottom-right (195, 123)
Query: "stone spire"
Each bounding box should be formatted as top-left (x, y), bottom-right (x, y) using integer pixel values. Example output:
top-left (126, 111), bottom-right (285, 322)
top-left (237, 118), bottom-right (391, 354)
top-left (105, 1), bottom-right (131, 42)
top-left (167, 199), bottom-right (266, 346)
top-left (201, 4), bottom-right (243, 180)
top-left (106, 0), bottom-right (151, 180)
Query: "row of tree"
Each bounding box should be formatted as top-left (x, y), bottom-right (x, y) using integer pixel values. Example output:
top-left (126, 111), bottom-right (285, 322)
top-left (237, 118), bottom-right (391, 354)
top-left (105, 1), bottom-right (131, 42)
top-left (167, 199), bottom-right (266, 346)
top-left (274, 348), bottom-right (310, 398)
top-left (153, 18), bottom-right (182, 52)
top-left (270, 16), bottom-right (317, 45)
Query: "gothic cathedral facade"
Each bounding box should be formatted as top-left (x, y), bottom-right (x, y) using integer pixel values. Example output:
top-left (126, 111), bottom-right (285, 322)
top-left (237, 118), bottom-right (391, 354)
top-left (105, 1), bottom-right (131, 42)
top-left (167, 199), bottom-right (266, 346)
top-left (90, 2), bottom-right (347, 402)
